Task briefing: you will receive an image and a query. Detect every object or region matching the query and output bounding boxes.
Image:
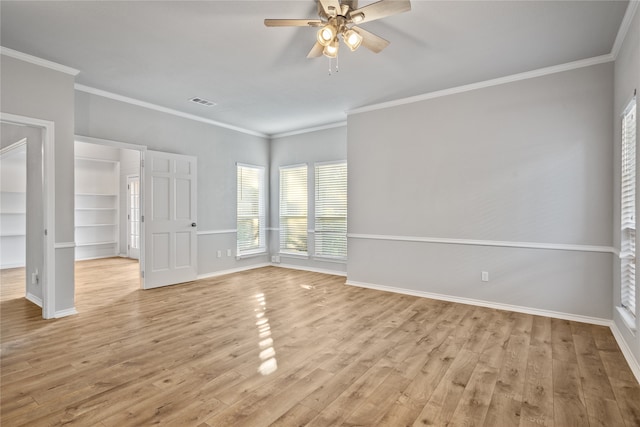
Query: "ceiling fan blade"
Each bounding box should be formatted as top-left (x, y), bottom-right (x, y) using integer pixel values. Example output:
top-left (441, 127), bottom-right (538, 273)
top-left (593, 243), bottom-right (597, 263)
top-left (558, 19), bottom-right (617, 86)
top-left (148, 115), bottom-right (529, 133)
top-left (349, 0), bottom-right (411, 24)
top-left (352, 26), bottom-right (390, 53)
top-left (307, 42), bottom-right (324, 58)
top-left (264, 19), bottom-right (323, 27)
top-left (318, 0), bottom-right (341, 17)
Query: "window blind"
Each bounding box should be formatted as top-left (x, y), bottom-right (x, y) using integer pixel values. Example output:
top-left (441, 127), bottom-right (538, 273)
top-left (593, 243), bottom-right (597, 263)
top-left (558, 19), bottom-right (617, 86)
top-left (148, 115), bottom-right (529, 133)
top-left (621, 98), bottom-right (636, 317)
top-left (280, 165), bottom-right (308, 254)
top-left (315, 162), bottom-right (347, 259)
top-left (237, 164), bottom-right (265, 255)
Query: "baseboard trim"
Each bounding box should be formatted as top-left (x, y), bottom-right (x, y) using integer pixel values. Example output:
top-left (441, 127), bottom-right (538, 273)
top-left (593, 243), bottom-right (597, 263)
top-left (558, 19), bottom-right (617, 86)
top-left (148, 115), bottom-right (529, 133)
top-left (54, 307), bottom-right (78, 318)
top-left (273, 263), bottom-right (347, 277)
top-left (345, 279), bottom-right (611, 326)
top-left (26, 292), bottom-right (43, 307)
top-left (197, 263), bottom-right (271, 280)
top-left (75, 254), bottom-right (119, 262)
top-left (609, 322), bottom-right (640, 384)
top-left (1, 262), bottom-right (25, 269)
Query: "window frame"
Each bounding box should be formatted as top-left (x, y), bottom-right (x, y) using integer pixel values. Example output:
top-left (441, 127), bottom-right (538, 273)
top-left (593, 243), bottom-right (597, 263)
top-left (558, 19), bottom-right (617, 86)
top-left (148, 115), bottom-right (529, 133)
top-left (236, 163), bottom-right (266, 257)
top-left (620, 95), bottom-right (637, 323)
top-left (314, 160), bottom-right (348, 261)
top-left (279, 163), bottom-right (308, 256)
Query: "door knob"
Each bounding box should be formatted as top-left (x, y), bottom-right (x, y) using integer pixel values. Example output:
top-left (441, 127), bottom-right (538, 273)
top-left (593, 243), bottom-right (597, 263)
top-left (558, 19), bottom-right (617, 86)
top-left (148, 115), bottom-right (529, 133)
top-left (191, 222), bottom-right (197, 227)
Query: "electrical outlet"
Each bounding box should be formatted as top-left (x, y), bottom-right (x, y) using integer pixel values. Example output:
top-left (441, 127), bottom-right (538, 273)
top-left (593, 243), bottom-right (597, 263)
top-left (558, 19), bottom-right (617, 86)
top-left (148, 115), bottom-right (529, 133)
top-left (217, 250), bottom-right (222, 258)
top-left (481, 271), bottom-right (489, 282)
top-left (227, 249), bottom-right (232, 257)
top-left (274, 255), bottom-right (280, 263)
top-left (31, 269), bottom-right (39, 285)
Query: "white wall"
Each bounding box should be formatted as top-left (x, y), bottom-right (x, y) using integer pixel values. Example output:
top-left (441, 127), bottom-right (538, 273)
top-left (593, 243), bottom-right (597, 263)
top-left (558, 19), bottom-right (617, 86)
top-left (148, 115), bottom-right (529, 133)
top-left (613, 6), bottom-right (640, 373)
top-left (347, 62), bottom-right (614, 320)
top-left (1, 55), bottom-right (76, 315)
top-left (75, 91), bottom-right (270, 276)
top-left (269, 126), bottom-right (348, 274)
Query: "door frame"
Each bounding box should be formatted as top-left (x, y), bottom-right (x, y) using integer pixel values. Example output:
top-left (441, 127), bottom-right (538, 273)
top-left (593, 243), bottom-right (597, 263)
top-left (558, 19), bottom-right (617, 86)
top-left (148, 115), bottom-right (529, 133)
top-left (1, 112), bottom-right (56, 319)
top-left (126, 174), bottom-right (140, 260)
top-left (75, 135), bottom-right (146, 288)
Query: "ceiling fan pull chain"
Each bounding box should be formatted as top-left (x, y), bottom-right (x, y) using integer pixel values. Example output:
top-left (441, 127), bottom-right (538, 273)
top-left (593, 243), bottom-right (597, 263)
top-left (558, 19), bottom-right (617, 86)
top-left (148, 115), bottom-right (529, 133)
top-left (336, 55), bottom-right (339, 73)
top-left (328, 57), bottom-right (332, 76)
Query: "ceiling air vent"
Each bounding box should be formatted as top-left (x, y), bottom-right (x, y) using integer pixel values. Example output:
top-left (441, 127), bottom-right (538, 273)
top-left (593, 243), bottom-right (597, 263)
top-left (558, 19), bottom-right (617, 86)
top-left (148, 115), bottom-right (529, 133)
top-left (188, 96), bottom-right (216, 107)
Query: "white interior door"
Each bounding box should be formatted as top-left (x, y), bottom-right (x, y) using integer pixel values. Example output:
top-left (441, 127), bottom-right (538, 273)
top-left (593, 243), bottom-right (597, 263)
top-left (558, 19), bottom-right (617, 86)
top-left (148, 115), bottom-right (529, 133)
top-left (126, 175), bottom-right (140, 260)
top-left (143, 150), bottom-right (197, 289)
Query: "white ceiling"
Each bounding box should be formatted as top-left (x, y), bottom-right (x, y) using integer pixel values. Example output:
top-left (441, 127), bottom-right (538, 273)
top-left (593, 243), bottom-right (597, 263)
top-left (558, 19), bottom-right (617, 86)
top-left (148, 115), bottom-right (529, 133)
top-left (0, 1), bottom-right (630, 136)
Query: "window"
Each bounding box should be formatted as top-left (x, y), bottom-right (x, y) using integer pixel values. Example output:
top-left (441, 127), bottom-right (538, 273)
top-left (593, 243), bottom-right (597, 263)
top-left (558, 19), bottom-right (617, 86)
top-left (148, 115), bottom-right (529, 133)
top-left (315, 162), bottom-right (347, 259)
top-left (237, 164), bottom-right (265, 255)
top-left (621, 97), bottom-right (636, 318)
top-left (280, 165), bottom-right (307, 255)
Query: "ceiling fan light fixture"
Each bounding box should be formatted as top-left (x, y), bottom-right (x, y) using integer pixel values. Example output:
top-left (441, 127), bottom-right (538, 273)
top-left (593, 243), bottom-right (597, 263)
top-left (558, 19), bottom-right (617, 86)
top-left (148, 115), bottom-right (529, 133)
top-left (323, 40), bottom-right (339, 58)
top-left (317, 24), bottom-right (337, 46)
top-left (343, 28), bottom-right (363, 51)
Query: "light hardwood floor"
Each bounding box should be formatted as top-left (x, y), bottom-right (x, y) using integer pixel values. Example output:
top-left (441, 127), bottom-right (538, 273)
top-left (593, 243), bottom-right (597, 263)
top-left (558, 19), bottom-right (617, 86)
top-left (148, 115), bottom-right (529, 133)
top-left (1, 258), bottom-right (639, 426)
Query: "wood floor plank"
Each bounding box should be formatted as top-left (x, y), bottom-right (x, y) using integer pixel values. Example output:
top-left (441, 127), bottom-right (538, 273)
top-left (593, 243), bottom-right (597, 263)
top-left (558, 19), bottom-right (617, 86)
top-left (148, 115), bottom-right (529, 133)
top-left (1, 258), bottom-right (638, 427)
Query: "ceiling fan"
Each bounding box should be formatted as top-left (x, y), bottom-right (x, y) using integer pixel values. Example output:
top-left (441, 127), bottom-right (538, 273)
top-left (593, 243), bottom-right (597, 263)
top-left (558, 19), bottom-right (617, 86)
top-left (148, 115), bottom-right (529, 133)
top-left (265, 0), bottom-right (411, 59)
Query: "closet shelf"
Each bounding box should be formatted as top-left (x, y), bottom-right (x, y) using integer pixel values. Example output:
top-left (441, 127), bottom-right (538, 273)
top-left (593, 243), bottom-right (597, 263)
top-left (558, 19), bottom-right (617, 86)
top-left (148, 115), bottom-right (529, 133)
top-left (0, 233), bottom-right (26, 237)
top-left (0, 211), bottom-right (26, 215)
top-left (75, 207), bottom-right (117, 211)
top-left (75, 223), bottom-right (117, 228)
top-left (75, 193), bottom-right (117, 197)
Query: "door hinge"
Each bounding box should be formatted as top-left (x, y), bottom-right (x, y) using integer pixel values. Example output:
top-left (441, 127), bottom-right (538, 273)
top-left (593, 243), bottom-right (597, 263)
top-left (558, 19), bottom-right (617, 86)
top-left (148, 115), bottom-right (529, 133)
top-left (127, 214), bottom-right (130, 220)
top-left (141, 271), bottom-right (145, 278)
top-left (127, 184), bottom-right (130, 190)
top-left (44, 229), bottom-right (48, 236)
top-left (141, 215), bottom-right (144, 222)
top-left (140, 159), bottom-right (145, 168)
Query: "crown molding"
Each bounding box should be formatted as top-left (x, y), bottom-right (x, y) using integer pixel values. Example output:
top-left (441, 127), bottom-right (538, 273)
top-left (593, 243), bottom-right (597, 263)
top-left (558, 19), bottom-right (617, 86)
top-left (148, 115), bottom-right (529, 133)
top-left (611, 0), bottom-right (639, 59)
top-left (271, 121), bottom-right (347, 139)
top-left (0, 46), bottom-right (80, 76)
top-left (74, 84), bottom-right (268, 138)
top-left (347, 54), bottom-right (614, 116)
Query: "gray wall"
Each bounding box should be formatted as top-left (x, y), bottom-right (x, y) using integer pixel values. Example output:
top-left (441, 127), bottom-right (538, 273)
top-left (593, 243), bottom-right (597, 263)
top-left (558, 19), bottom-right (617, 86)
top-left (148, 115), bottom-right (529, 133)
top-left (1, 55), bottom-right (76, 314)
top-left (269, 126), bottom-right (348, 274)
top-left (347, 62), bottom-right (614, 319)
top-left (75, 91), bottom-right (270, 275)
top-left (613, 7), bottom-right (640, 368)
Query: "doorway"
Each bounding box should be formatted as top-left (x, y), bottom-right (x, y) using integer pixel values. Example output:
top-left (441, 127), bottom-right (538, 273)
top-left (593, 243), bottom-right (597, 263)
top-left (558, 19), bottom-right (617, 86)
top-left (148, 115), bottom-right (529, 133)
top-left (0, 115), bottom-right (54, 319)
top-left (74, 139), bottom-right (143, 309)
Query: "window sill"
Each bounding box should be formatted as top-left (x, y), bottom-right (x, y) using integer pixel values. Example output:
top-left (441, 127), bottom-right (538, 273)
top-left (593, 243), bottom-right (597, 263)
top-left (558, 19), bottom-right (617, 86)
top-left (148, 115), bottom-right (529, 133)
top-left (236, 250), bottom-right (267, 260)
top-left (313, 255), bottom-right (347, 264)
top-left (279, 252), bottom-right (309, 260)
top-left (616, 306), bottom-right (637, 335)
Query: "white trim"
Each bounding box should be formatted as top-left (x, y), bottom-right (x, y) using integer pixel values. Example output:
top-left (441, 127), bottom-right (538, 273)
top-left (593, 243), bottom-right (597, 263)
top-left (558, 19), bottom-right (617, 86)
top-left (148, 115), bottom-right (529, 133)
top-left (610, 321), bottom-right (640, 384)
top-left (26, 292), bottom-right (43, 307)
top-left (54, 242), bottom-right (76, 249)
top-left (347, 233), bottom-right (616, 254)
top-left (0, 138), bottom-right (26, 158)
top-left (616, 306), bottom-right (638, 334)
top-left (279, 163), bottom-right (308, 171)
top-left (0, 47), bottom-right (80, 76)
top-left (271, 121), bottom-right (347, 139)
top-left (1, 113), bottom-right (56, 320)
top-left (0, 262), bottom-right (25, 269)
top-left (75, 84), bottom-right (267, 138)
top-left (347, 54), bottom-right (614, 116)
top-left (75, 135), bottom-right (147, 152)
top-left (312, 255), bottom-right (347, 264)
top-left (611, 1), bottom-right (639, 59)
top-left (266, 228), bottom-right (280, 232)
top-left (196, 263), bottom-right (270, 280)
top-left (75, 254), bottom-right (118, 262)
top-left (272, 263), bottom-right (347, 277)
top-left (236, 251), bottom-right (268, 260)
top-left (279, 252), bottom-right (309, 260)
top-left (197, 229), bottom-right (237, 236)
top-left (345, 279), bottom-right (611, 326)
top-left (54, 307), bottom-right (78, 318)
top-left (75, 155), bottom-right (119, 164)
